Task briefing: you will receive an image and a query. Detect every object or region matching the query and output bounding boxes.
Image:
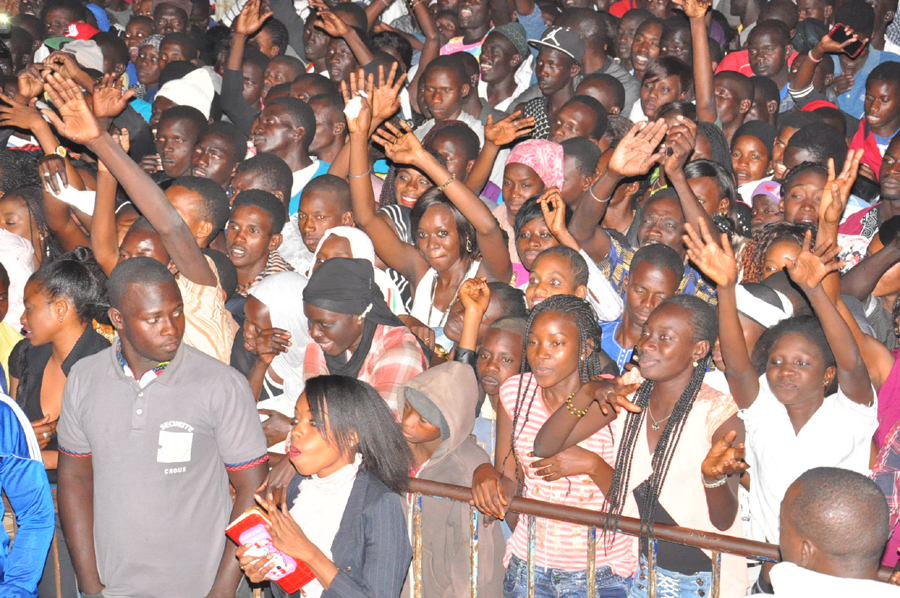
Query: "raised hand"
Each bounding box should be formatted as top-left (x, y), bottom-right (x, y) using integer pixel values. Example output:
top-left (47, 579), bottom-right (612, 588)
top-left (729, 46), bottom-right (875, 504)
top-left (38, 155), bottom-right (68, 196)
top-left (100, 128), bottom-right (130, 174)
top-left (458, 277), bottom-right (491, 315)
top-left (343, 92), bottom-right (372, 137)
top-left (369, 63), bottom-right (406, 123)
top-left (819, 149), bottom-right (863, 228)
top-left (43, 51), bottom-right (85, 81)
top-left (41, 73), bottom-right (103, 145)
top-left (671, 0), bottom-right (710, 19)
top-left (662, 116), bottom-right (696, 178)
top-left (92, 73), bottom-right (136, 119)
top-left (17, 66), bottom-right (45, 100)
top-left (372, 120), bottom-right (426, 166)
top-left (816, 25), bottom-right (865, 56)
top-left (608, 119), bottom-right (667, 178)
top-left (701, 429), bottom-right (749, 481)
top-left (315, 8), bottom-right (351, 38)
top-left (537, 188), bottom-right (568, 240)
top-left (484, 111), bottom-right (534, 147)
top-left (784, 229), bottom-right (843, 290)
top-left (0, 94), bottom-right (45, 131)
top-left (683, 220), bottom-right (738, 287)
top-left (234, 0), bottom-right (273, 36)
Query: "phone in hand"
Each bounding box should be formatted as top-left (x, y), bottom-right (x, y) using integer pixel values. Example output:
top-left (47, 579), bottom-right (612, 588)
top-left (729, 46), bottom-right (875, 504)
top-left (828, 23), bottom-right (866, 59)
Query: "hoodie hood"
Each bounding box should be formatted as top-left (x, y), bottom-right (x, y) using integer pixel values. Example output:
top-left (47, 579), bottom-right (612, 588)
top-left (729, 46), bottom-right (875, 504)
top-left (402, 361), bottom-right (478, 467)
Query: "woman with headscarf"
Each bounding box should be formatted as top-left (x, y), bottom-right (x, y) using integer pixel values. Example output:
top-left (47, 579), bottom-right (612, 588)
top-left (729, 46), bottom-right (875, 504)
top-left (310, 226), bottom-right (407, 316)
top-left (493, 139), bottom-right (564, 282)
top-left (244, 271), bottom-right (310, 454)
top-left (303, 258), bottom-right (428, 416)
top-left (132, 34), bottom-right (164, 102)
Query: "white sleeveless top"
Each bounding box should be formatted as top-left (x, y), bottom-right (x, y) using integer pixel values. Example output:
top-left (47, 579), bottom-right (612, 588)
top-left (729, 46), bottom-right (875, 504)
top-left (410, 260), bottom-right (481, 327)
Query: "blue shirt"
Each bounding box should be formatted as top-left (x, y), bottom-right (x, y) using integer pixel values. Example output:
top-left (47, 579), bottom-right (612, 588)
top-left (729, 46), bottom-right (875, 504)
top-left (833, 48), bottom-right (900, 118)
top-left (600, 320), bottom-right (633, 370)
top-left (288, 160), bottom-right (331, 217)
top-left (0, 395), bottom-right (54, 598)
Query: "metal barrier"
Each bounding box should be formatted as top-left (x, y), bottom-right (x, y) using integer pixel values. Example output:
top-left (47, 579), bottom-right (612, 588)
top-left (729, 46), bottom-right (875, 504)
top-left (407, 478), bottom-right (895, 598)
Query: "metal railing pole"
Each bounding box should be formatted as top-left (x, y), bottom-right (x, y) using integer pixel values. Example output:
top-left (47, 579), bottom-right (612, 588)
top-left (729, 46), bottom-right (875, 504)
top-left (587, 526), bottom-right (597, 598)
top-left (469, 505), bottom-right (479, 598)
top-left (527, 516), bottom-right (536, 598)
top-left (412, 493), bottom-right (423, 598)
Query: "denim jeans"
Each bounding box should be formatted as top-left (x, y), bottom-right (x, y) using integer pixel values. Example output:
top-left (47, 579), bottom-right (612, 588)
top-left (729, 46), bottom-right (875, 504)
top-left (629, 555), bottom-right (714, 598)
top-left (504, 554), bottom-right (632, 598)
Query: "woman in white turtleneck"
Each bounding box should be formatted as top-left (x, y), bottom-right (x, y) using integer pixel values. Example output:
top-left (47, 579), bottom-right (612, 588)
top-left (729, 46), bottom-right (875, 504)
top-left (237, 375), bottom-right (414, 598)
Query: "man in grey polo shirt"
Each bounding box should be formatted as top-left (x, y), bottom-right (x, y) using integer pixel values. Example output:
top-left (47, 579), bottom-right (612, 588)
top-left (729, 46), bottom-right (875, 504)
top-left (57, 258), bottom-right (269, 598)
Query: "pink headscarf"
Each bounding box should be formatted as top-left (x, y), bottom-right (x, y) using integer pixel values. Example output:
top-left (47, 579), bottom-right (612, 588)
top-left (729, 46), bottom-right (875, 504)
top-left (505, 139), bottom-right (564, 190)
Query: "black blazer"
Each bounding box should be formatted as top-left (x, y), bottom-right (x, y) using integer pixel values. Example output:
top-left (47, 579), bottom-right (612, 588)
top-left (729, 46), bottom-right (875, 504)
top-left (273, 470), bottom-right (413, 598)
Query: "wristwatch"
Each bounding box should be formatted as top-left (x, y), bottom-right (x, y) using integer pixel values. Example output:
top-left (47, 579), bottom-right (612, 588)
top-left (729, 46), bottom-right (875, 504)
top-left (53, 145), bottom-right (68, 158)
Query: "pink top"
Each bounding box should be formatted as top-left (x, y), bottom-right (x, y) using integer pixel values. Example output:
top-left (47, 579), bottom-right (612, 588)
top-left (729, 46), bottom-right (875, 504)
top-left (498, 374), bottom-right (636, 576)
top-left (617, 369), bottom-right (749, 597)
top-left (876, 349), bottom-right (900, 450)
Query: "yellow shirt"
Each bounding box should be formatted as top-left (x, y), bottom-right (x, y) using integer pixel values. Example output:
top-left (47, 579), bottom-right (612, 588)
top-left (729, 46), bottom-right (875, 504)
top-left (176, 255), bottom-right (238, 364)
top-left (0, 321), bottom-right (23, 391)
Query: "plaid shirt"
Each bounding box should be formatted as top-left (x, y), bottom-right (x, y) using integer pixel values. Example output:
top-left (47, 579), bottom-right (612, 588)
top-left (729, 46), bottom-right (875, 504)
top-left (303, 324), bottom-right (427, 416)
top-left (873, 420), bottom-right (900, 531)
top-left (236, 250), bottom-right (294, 297)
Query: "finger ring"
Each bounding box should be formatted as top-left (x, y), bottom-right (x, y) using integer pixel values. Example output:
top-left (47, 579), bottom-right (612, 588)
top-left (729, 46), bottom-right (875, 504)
top-left (42, 432), bottom-right (49, 439)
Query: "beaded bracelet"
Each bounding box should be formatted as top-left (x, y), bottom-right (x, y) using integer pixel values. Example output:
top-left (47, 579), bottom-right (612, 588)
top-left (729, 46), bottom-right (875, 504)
top-left (437, 173), bottom-right (456, 192)
top-left (564, 393), bottom-right (589, 418)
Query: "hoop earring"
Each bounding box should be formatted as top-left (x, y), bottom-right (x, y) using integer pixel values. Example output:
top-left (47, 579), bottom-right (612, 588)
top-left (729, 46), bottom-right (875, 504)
top-left (465, 237), bottom-right (473, 253)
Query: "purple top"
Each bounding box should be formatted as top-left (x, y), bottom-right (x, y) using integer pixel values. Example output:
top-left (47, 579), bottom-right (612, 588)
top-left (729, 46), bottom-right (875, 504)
top-left (876, 348), bottom-right (900, 450)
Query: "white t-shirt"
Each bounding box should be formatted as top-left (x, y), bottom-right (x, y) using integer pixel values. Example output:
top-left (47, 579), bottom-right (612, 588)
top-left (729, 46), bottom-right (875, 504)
top-left (739, 375), bottom-right (877, 544)
top-left (750, 562), bottom-right (900, 597)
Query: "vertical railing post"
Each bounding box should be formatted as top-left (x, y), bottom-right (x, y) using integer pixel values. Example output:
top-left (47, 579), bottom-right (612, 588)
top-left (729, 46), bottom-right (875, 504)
top-left (413, 493), bottom-right (423, 598)
top-left (527, 515), bottom-right (536, 598)
top-left (469, 505), bottom-right (479, 598)
top-left (648, 538), bottom-right (658, 598)
top-left (587, 526), bottom-right (597, 598)
top-left (711, 550), bottom-right (722, 598)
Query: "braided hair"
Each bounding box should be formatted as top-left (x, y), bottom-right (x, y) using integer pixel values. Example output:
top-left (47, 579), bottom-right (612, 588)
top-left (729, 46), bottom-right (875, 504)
top-left (781, 161), bottom-right (828, 197)
top-left (5, 185), bottom-right (64, 264)
top-left (503, 294), bottom-right (607, 486)
top-left (739, 222), bottom-right (816, 283)
top-left (602, 295), bottom-right (717, 545)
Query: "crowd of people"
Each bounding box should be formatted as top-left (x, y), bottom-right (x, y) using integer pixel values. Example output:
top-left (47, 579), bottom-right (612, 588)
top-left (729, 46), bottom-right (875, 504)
top-left (2, 0), bottom-right (900, 594)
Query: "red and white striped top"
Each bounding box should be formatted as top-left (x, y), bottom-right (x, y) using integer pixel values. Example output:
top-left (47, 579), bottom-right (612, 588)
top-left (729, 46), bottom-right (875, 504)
top-left (499, 374), bottom-right (637, 577)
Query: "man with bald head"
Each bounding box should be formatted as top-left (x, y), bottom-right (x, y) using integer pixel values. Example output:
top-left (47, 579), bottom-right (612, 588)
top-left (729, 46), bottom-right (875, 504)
top-left (751, 467), bottom-right (895, 596)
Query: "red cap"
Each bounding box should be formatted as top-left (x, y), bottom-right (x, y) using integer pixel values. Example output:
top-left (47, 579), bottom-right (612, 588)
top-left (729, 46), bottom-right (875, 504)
top-left (801, 100), bottom-right (839, 112)
top-left (63, 22), bottom-right (100, 40)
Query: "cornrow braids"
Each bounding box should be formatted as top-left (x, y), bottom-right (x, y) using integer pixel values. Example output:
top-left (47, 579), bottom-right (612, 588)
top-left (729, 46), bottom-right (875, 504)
top-left (781, 161), bottom-right (828, 196)
top-left (503, 294), bottom-right (608, 486)
top-left (739, 222), bottom-right (816, 283)
top-left (8, 185), bottom-right (64, 263)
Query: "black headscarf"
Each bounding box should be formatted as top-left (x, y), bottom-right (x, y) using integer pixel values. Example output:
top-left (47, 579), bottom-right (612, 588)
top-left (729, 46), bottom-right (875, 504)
top-left (303, 258), bottom-right (406, 377)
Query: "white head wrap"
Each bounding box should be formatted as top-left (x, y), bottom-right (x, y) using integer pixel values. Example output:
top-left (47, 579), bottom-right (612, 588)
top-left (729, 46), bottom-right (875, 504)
top-left (735, 284), bottom-right (794, 329)
top-left (156, 68), bottom-right (216, 119)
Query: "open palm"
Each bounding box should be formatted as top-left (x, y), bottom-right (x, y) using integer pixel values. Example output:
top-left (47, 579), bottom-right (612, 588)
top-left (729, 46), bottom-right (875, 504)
top-left (683, 221), bottom-right (737, 287)
top-left (784, 230), bottom-right (842, 290)
top-left (485, 111), bottom-right (534, 146)
top-left (608, 120), bottom-right (667, 177)
top-left (92, 74), bottom-right (135, 119)
top-left (42, 73), bottom-right (103, 145)
top-left (372, 120), bottom-right (425, 165)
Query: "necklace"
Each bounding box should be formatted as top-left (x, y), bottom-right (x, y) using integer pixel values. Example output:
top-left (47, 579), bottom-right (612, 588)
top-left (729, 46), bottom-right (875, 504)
top-left (647, 404), bottom-right (671, 432)
top-left (427, 263), bottom-right (469, 328)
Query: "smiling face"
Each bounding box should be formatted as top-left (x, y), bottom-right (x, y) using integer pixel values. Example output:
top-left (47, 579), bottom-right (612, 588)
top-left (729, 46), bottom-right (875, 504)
top-left (631, 21), bottom-right (662, 75)
top-left (458, 0), bottom-right (490, 32)
top-left (751, 193), bottom-right (783, 234)
top-left (516, 217), bottom-right (559, 271)
top-left (191, 132), bottom-right (240, 187)
top-left (762, 238), bottom-right (801, 279)
top-left (480, 32), bottom-right (520, 84)
top-left (525, 252), bottom-right (586, 308)
top-left (416, 204), bottom-right (462, 273)
top-left (287, 392), bottom-right (353, 477)
top-left (136, 44), bottom-right (161, 86)
top-left (395, 166), bottom-right (434, 207)
top-left (155, 117), bottom-right (202, 178)
top-left (637, 196), bottom-right (686, 258)
top-left (765, 332), bottom-right (833, 405)
top-left (780, 169), bottom-right (827, 226)
top-left (304, 302), bottom-right (366, 356)
top-left (477, 328), bottom-right (524, 397)
top-left (640, 74), bottom-right (684, 120)
top-left (636, 302), bottom-right (704, 382)
top-left (535, 47), bottom-right (578, 97)
top-left (526, 310), bottom-right (581, 388)
top-left (731, 135), bottom-right (771, 185)
top-left (297, 189), bottom-right (353, 254)
top-left (503, 163), bottom-right (545, 220)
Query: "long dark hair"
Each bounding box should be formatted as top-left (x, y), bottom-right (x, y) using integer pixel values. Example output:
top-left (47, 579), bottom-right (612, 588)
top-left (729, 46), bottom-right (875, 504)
top-left (503, 295), bottom-right (607, 485)
top-left (304, 375), bottom-right (413, 494)
top-left (29, 246), bottom-right (108, 324)
top-left (602, 295), bottom-right (717, 545)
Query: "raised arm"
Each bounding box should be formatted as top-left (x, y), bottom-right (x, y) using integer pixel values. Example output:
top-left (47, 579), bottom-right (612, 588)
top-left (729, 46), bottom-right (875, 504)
top-left (786, 231), bottom-right (875, 406)
top-left (794, 27), bottom-right (862, 99)
top-left (664, 117), bottom-right (720, 243)
top-left (841, 235), bottom-right (900, 301)
top-left (465, 112), bottom-right (534, 194)
top-left (817, 150), bottom-right (863, 303)
top-left (345, 91), bottom-right (427, 283)
top-left (573, 120), bottom-right (668, 262)
top-left (457, 277), bottom-right (490, 352)
top-left (676, 0), bottom-right (716, 123)
top-left (90, 148), bottom-right (123, 277)
top-left (314, 5), bottom-right (375, 67)
top-left (408, 2), bottom-right (441, 112)
top-left (684, 220), bottom-right (760, 408)
top-left (41, 73), bottom-right (217, 287)
top-left (375, 120), bottom-right (513, 282)
top-left (37, 156), bottom-right (91, 251)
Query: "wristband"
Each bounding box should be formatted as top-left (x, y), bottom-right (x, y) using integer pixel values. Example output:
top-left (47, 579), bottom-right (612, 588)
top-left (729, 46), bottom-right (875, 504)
top-left (808, 49), bottom-right (823, 63)
top-left (702, 473), bottom-right (728, 489)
